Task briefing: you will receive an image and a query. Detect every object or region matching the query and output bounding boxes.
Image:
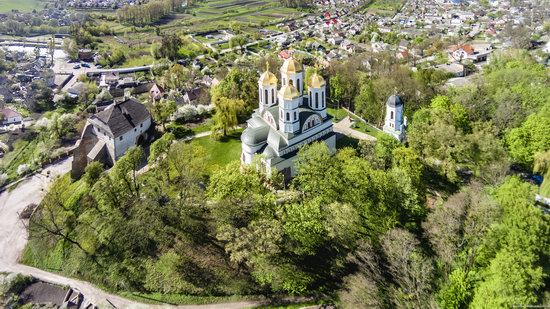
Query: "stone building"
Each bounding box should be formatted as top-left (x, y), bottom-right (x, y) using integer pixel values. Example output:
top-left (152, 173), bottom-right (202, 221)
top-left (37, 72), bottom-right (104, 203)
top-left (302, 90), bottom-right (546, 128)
top-left (72, 98), bottom-right (151, 179)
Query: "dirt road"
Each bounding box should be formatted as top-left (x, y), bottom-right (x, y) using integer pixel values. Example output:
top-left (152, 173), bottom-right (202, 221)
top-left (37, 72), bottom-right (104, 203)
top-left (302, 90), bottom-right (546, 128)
top-left (0, 157), bottom-right (262, 308)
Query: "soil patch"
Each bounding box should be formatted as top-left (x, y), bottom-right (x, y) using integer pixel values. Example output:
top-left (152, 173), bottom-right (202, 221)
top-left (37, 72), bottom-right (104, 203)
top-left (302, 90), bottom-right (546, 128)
top-left (19, 281), bottom-right (68, 306)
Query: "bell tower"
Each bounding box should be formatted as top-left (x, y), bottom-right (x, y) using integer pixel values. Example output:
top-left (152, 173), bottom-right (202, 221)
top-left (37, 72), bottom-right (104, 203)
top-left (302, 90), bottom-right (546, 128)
top-left (258, 62), bottom-right (278, 113)
top-left (280, 56), bottom-right (304, 98)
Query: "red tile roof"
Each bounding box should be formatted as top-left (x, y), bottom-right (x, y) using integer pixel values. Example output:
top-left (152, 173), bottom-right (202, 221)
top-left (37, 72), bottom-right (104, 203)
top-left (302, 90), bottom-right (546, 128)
top-left (2, 108), bottom-right (21, 118)
top-left (451, 44), bottom-right (475, 55)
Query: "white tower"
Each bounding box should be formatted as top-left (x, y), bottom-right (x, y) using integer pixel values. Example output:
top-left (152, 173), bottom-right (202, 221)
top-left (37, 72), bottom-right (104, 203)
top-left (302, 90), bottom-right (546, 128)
top-left (258, 63), bottom-right (278, 113)
top-left (280, 57), bottom-right (304, 98)
top-left (307, 73), bottom-right (327, 119)
top-left (278, 84), bottom-right (301, 134)
top-left (383, 95), bottom-right (406, 141)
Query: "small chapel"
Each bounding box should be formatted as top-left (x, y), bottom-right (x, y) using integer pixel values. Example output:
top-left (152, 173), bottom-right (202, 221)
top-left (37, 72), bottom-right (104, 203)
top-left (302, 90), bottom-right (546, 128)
top-left (240, 57), bottom-right (336, 180)
top-left (382, 94), bottom-right (407, 142)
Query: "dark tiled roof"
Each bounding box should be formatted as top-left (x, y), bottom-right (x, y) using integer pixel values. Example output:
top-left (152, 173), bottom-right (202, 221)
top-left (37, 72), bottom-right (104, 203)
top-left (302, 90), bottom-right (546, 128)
top-left (132, 82), bottom-right (155, 95)
top-left (91, 98), bottom-right (150, 138)
top-left (386, 95), bottom-right (403, 107)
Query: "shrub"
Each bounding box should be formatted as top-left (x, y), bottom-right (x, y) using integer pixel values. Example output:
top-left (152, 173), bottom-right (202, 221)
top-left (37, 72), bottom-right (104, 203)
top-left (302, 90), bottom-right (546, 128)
top-left (17, 164), bottom-right (29, 176)
top-left (0, 173), bottom-right (7, 186)
top-left (166, 124), bottom-right (192, 139)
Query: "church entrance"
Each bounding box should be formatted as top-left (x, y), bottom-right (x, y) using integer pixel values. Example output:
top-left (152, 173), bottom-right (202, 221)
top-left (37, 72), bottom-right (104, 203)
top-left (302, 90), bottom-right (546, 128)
top-left (282, 167), bottom-right (292, 185)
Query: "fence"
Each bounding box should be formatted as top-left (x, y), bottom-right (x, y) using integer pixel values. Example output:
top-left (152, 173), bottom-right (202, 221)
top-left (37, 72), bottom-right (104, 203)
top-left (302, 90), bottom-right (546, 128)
top-left (340, 106), bottom-right (384, 132)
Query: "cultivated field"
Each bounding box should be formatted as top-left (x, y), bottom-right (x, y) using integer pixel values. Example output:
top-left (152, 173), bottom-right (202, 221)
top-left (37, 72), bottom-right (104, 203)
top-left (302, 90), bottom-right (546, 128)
top-left (0, 0), bottom-right (50, 12)
top-left (91, 0), bottom-right (304, 36)
top-left (363, 0), bottom-right (405, 15)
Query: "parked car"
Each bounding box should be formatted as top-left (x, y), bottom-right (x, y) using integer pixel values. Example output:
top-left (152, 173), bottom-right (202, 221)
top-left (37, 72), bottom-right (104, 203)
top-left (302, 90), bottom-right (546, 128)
top-left (73, 64), bottom-right (81, 69)
top-left (81, 63), bottom-right (90, 68)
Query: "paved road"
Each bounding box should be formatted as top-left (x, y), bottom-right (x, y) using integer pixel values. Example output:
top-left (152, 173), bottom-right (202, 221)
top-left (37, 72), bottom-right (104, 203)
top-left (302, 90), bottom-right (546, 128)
top-left (0, 156), bottom-right (263, 308)
top-left (333, 116), bottom-right (377, 141)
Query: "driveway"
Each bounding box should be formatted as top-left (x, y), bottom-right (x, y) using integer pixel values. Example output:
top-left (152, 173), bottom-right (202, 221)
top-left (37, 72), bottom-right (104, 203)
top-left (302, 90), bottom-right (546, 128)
top-left (0, 156), bottom-right (262, 308)
top-left (0, 157), bottom-right (72, 267)
top-left (333, 117), bottom-right (377, 141)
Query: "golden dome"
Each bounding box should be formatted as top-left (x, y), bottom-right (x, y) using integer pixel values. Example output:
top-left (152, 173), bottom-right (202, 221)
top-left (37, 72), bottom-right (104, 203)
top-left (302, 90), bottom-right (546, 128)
top-left (280, 57), bottom-right (303, 74)
top-left (259, 70), bottom-right (278, 86)
top-left (308, 73), bottom-right (325, 88)
top-left (279, 84), bottom-right (300, 100)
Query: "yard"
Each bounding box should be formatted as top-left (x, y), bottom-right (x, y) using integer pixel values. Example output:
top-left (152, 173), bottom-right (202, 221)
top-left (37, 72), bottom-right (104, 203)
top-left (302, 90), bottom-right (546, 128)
top-left (350, 118), bottom-right (386, 139)
top-left (327, 106), bottom-right (347, 122)
top-left (187, 130), bottom-right (242, 174)
top-left (363, 0), bottom-right (405, 15)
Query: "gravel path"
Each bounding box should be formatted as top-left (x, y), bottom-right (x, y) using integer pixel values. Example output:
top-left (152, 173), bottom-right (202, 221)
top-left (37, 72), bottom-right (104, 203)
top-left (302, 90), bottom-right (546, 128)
top-left (0, 157), bottom-right (262, 309)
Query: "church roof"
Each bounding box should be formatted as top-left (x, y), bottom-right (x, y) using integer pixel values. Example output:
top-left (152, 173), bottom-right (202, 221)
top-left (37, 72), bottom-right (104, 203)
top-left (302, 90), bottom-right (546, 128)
top-left (241, 125), bottom-right (269, 145)
top-left (259, 70), bottom-right (278, 86)
top-left (280, 57), bottom-right (303, 73)
top-left (308, 73), bottom-right (325, 88)
top-left (263, 146), bottom-right (277, 159)
top-left (267, 129), bottom-right (288, 151)
top-left (386, 95), bottom-right (404, 108)
top-left (279, 84), bottom-right (300, 100)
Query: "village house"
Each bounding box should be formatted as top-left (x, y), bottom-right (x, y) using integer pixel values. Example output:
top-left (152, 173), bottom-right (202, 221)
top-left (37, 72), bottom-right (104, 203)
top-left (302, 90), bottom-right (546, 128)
top-left (1, 108), bottom-right (23, 125)
top-left (450, 44), bottom-right (490, 63)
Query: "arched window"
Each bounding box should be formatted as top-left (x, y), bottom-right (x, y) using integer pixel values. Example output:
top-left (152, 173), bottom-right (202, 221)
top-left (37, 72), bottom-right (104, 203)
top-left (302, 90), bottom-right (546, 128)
top-left (322, 91), bottom-right (325, 108)
top-left (390, 111), bottom-right (394, 120)
top-left (297, 79), bottom-right (300, 92)
top-left (294, 111), bottom-right (297, 120)
top-left (289, 79), bottom-right (293, 86)
top-left (271, 89), bottom-right (275, 104)
top-left (315, 92), bottom-right (319, 109)
top-left (264, 89), bottom-right (268, 106)
top-left (286, 112), bottom-right (290, 121)
top-left (259, 88), bottom-right (262, 103)
top-left (309, 91), bottom-right (312, 107)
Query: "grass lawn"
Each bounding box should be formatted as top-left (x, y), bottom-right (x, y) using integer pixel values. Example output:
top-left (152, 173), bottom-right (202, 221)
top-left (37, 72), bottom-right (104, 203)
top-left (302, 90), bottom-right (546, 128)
top-left (0, 0), bottom-right (48, 12)
top-left (0, 137), bottom-right (40, 181)
top-left (120, 54), bottom-right (155, 68)
top-left (188, 130), bottom-right (242, 174)
top-left (351, 119), bottom-right (386, 139)
top-left (364, 0), bottom-right (405, 15)
top-left (188, 120), bottom-right (213, 134)
top-left (327, 106), bottom-right (347, 122)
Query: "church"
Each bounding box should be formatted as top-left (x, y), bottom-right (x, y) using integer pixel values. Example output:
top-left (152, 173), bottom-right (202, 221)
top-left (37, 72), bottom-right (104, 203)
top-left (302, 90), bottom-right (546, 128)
top-left (240, 57), bottom-right (336, 180)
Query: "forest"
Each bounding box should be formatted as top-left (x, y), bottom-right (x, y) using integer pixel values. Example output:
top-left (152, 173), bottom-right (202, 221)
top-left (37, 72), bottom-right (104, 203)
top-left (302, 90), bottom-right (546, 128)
top-left (23, 49), bottom-right (550, 308)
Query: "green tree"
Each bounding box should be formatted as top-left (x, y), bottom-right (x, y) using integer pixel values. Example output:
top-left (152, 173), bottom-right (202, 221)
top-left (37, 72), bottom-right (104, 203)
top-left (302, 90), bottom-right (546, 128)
top-left (506, 112), bottom-right (550, 167)
top-left (83, 161), bottom-right (104, 186)
top-left (62, 38), bottom-right (78, 61)
top-left (212, 97), bottom-right (244, 136)
top-left (211, 68), bottom-right (258, 115)
top-left (438, 268), bottom-right (473, 309)
top-left (354, 80), bottom-right (383, 125)
top-left (151, 99), bottom-right (177, 131)
top-left (229, 35), bottom-right (247, 53)
top-left (148, 133), bottom-right (175, 164)
top-left (471, 177), bottom-right (549, 308)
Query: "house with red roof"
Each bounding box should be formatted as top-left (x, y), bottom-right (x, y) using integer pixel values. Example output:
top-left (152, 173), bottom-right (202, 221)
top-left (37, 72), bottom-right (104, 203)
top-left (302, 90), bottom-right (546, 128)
top-left (1, 108), bottom-right (22, 125)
